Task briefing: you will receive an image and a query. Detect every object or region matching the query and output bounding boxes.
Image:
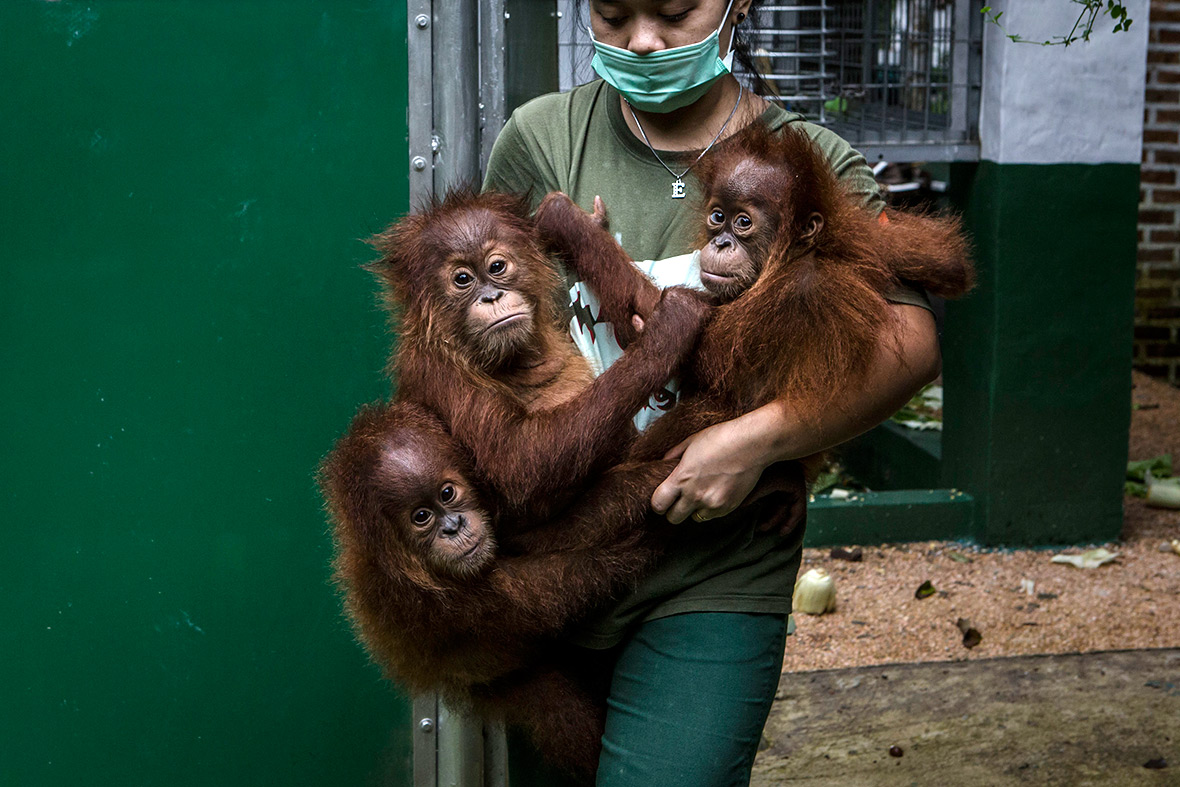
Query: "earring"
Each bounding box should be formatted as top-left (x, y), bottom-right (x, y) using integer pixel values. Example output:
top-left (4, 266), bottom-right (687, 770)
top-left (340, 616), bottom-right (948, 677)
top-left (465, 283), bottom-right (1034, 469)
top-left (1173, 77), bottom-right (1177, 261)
top-left (737, 12), bottom-right (746, 22)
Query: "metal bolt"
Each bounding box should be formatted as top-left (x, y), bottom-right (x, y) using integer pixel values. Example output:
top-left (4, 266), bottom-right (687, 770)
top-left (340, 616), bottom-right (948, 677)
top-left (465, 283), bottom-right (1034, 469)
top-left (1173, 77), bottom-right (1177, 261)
top-left (415, 14), bottom-right (430, 29)
top-left (411, 156), bottom-right (428, 172)
top-left (419, 718), bottom-right (435, 733)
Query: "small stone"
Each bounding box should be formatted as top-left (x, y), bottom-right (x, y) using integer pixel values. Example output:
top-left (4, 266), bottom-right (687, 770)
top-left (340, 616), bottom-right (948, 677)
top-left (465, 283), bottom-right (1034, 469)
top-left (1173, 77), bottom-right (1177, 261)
top-left (889, 745), bottom-right (904, 757)
top-left (1144, 758), bottom-right (1168, 770)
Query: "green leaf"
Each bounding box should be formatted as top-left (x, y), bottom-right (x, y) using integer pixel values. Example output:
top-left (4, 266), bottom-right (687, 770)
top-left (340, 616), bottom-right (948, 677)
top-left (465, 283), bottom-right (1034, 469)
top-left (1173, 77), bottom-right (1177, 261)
top-left (981, 5), bottom-right (991, 14)
top-left (1125, 480), bottom-right (1147, 497)
top-left (915, 580), bottom-right (937, 600)
top-left (1127, 454), bottom-right (1173, 482)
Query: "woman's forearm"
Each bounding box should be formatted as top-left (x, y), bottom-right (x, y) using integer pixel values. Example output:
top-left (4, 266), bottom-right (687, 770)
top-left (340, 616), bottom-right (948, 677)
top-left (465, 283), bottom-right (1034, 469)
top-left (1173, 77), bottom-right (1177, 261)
top-left (652, 303), bottom-right (941, 522)
top-left (748, 303), bottom-right (942, 463)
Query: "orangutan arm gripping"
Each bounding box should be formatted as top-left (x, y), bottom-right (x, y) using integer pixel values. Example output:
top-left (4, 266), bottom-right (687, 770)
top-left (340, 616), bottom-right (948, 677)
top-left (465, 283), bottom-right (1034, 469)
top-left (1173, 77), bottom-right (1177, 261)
top-left (484, 460), bottom-right (675, 631)
top-left (439, 287), bottom-right (711, 517)
top-left (535, 191), bottom-right (664, 349)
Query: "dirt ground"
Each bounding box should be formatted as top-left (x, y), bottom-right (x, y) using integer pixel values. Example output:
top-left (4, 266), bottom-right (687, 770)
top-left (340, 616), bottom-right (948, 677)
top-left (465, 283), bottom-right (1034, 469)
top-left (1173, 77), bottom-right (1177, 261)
top-left (755, 649), bottom-right (1180, 786)
top-left (781, 371), bottom-right (1180, 673)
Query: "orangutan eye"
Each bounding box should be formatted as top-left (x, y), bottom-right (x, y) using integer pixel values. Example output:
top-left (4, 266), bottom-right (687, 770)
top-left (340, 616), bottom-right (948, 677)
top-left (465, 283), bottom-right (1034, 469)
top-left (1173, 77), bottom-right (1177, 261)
top-left (412, 508), bottom-right (432, 525)
top-left (439, 484), bottom-right (456, 503)
top-left (735, 215), bottom-right (752, 230)
top-left (488, 259), bottom-right (507, 276)
top-left (709, 209), bottom-right (725, 225)
top-left (453, 270), bottom-right (474, 288)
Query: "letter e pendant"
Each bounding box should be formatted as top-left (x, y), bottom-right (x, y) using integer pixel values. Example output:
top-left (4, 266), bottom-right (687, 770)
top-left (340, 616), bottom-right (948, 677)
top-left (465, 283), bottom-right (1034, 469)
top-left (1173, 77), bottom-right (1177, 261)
top-left (671, 178), bottom-right (686, 199)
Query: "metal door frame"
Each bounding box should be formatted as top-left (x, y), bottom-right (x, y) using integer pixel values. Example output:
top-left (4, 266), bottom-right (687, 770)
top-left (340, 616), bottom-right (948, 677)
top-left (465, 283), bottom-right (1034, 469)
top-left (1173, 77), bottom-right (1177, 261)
top-left (407, 1), bottom-right (510, 784)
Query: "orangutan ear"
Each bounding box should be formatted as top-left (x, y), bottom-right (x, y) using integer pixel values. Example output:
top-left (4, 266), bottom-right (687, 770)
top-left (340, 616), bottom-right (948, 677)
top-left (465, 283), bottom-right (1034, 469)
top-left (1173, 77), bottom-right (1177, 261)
top-left (800, 212), bottom-right (824, 244)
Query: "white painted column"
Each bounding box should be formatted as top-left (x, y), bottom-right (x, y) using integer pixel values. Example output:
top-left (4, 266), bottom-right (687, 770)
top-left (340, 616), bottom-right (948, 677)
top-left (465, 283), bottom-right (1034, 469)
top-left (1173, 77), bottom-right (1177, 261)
top-left (979, 0), bottom-right (1150, 165)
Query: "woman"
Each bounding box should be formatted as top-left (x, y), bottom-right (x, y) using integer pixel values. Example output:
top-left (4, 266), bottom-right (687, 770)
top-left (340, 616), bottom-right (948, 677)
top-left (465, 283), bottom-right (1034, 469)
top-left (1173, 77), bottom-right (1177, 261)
top-left (483, 1), bottom-right (940, 783)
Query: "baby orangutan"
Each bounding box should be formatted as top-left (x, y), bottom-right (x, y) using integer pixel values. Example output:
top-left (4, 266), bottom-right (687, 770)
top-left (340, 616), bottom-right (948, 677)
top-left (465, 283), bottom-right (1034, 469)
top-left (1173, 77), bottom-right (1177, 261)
top-left (367, 188), bottom-right (714, 527)
top-left (535, 121), bottom-right (974, 470)
top-left (321, 400), bottom-right (681, 780)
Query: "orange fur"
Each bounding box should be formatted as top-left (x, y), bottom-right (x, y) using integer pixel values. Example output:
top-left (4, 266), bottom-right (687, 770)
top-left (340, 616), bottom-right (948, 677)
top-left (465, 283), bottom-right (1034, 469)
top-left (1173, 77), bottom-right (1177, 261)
top-left (692, 123), bottom-right (974, 417)
top-left (537, 122), bottom-right (974, 475)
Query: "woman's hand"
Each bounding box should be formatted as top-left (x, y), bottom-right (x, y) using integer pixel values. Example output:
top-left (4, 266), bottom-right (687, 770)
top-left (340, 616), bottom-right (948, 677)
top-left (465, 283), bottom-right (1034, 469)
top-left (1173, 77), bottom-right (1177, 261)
top-left (651, 410), bottom-right (782, 524)
top-left (653, 303), bottom-right (941, 523)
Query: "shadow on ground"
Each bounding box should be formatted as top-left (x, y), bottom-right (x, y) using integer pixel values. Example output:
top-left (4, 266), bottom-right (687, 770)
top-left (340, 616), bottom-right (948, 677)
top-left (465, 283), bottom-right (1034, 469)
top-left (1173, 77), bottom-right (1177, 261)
top-left (753, 649), bottom-right (1179, 786)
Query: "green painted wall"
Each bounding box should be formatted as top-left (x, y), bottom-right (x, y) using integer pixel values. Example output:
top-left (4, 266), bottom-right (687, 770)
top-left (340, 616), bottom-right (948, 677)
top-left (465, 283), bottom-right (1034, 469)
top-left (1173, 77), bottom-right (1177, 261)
top-left (1, 2), bottom-right (410, 784)
top-left (943, 161), bottom-right (1139, 546)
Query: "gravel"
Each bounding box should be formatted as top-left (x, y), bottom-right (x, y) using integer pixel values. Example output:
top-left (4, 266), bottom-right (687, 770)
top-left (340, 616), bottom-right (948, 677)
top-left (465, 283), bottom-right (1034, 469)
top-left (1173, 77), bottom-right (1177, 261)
top-left (782, 371), bottom-right (1180, 672)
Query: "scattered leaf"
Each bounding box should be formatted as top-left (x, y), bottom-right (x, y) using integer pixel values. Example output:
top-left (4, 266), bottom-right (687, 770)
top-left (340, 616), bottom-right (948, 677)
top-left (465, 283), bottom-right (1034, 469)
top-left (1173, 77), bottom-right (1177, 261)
top-left (890, 384), bottom-right (943, 430)
top-left (948, 551), bottom-right (973, 564)
top-left (956, 618), bottom-right (982, 649)
top-left (810, 468), bottom-right (840, 494)
top-left (830, 546), bottom-right (863, 562)
top-left (894, 419), bottom-right (941, 431)
top-left (1050, 548), bottom-right (1118, 569)
top-left (1127, 454), bottom-right (1172, 482)
top-left (915, 580), bottom-right (936, 599)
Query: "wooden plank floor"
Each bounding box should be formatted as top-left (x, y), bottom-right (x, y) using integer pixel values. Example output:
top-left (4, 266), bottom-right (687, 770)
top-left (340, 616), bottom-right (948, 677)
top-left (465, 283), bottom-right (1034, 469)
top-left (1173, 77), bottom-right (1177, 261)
top-left (753, 649), bottom-right (1180, 786)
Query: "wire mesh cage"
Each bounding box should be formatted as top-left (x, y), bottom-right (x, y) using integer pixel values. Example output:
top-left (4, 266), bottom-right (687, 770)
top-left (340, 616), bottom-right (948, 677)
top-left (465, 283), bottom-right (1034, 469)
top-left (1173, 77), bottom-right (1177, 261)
top-left (557, 0), bottom-right (983, 162)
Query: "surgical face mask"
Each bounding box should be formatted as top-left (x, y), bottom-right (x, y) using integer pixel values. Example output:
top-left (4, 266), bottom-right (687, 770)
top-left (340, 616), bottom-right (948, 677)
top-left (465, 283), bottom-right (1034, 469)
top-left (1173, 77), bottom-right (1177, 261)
top-left (588, 0), bottom-right (737, 113)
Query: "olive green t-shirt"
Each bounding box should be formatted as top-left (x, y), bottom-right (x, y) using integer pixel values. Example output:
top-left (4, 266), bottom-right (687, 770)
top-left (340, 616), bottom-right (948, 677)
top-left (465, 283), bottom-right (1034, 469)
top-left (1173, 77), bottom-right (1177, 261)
top-left (483, 80), bottom-right (928, 649)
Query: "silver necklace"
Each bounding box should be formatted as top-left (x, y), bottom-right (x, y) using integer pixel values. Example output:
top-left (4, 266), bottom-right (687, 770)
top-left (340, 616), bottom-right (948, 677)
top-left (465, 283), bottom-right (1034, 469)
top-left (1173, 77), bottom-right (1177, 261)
top-left (625, 83), bottom-right (744, 200)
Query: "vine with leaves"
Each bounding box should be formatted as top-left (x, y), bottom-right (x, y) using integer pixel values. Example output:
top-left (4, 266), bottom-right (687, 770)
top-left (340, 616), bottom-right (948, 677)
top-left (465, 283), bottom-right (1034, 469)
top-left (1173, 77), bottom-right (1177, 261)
top-left (982, 1), bottom-right (1133, 46)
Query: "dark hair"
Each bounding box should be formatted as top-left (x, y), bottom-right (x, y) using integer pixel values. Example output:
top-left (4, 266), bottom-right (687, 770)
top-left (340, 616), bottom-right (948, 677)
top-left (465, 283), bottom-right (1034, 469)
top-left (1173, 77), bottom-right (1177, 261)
top-left (728, 2), bottom-right (773, 97)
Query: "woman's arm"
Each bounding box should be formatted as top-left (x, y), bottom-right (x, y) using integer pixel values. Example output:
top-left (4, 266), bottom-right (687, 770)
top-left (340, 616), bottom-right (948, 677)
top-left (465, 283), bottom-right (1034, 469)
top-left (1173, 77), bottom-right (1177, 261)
top-left (651, 303), bottom-right (941, 524)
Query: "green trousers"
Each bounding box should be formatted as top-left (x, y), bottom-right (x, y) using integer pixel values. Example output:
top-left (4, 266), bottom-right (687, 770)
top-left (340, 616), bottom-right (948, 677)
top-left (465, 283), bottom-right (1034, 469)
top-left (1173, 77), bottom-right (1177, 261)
top-left (508, 611), bottom-right (790, 786)
top-left (594, 611), bottom-right (790, 787)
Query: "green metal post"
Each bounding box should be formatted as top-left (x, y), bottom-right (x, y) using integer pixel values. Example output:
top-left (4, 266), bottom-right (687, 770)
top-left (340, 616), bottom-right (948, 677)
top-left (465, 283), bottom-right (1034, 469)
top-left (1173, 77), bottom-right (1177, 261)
top-left (942, 162), bottom-right (1138, 546)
